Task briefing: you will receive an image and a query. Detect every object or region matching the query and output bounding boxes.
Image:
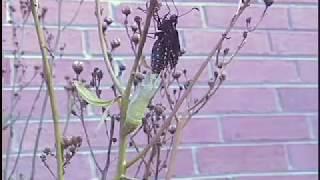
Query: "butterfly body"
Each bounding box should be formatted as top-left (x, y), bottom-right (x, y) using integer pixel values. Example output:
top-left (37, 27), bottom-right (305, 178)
top-left (151, 14), bottom-right (181, 74)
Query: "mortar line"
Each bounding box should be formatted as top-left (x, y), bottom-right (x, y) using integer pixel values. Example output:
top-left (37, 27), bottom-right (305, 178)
top-left (306, 116), bottom-right (315, 139)
top-left (191, 147), bottom-right (200, 175)
top-left (283, 144), bottom-right (294, 170)
top-left (3, 52), bottom-right (318, 61)
top-left (3, 140), bottom-right (318, 158)
top-left (273, 88), bottom-right (283, 112)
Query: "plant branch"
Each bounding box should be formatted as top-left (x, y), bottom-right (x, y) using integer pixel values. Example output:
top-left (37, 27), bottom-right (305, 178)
top-left (30, 1), bottom-right (64, 179)
top-left (94, 0), bottom-right (124, 94)
top-left (126, 2), bottom-right (250, 168)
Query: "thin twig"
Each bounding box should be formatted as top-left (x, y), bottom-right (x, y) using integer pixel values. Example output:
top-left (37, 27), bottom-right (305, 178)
top-left (30, 91), bottom-right (49, 180)
top-left (126, 2), bottom-right (251, 168)
top-left (30, 0), bottom-right (64, 178)
top-left (164, 120), bottom-right (184, 180)
top-left (8, 82), bottom-right (44, 179)
top-left (94, 0), bottom-right (124, 94)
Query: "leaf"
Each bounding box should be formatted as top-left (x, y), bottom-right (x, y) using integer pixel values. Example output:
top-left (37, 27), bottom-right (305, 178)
top-left (74, 81), bottom-right (118, 107)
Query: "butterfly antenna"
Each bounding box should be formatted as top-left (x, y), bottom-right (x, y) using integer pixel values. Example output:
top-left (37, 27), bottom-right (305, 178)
top-left (163, 0), bottom-right (171, 19)
top-left (171, 0), bottom-right (179, 16)
top-left (178, 7), bottom-right (199, 18)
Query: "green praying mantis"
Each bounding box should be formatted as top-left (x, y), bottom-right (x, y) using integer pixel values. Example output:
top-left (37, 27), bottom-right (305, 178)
top-left (74, 73), bottom-right (161, 136)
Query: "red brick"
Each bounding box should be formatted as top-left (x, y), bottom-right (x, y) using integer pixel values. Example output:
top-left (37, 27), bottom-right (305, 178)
top-left (114, 3), bottom-right (203, 28)
top-left (158, 149), bottom-right (195, 177)
top-left (270, 32), bottom-right (318, 55)
top-left (290, 8), bottom-right (318, 30)
top-left (227, 60), bottom-right (299, 83)
top-left (182, 119), bottom-right (220, 143)
top-left (87, 29), bottom-right (155, 56)
top-left (8, 59), bottom-right (114, 86)
top-left (278, 88), bottom-right (318, 112)
top-left (197, 88), bottom-right (278, 114)
top-left (10, 0), bottom-right (109, 26)
top-left (122, 58), bottom-right (209, 84)
top-left (184, 31), bottom-right (271, 55)
top-left (15, 121), bottom-right (108, 151)
top-left (94, 149), bottom-right (194, 178)
top-left (287, 144), bottom-right (318, 170)
top-left (4, 154), bottom-right (92, 179)
top-left (15, 119), bottom-right (152, 152)
top-left (206, 6), bottom-right (289, 29)
top-left (174, 58), bottom-right (210, 83)
top-left (2, 89), bottom-right (70, 119)
top-left (236, 175), bottom-right (318, 180)
top-left (297, 61), bottom-right (318, 83)
top-left (2, 27), bottom-right (83, 54)
top-left (197, 145), bottom-right (288, 174)
top-left (222, 116), bottom-right (311, 141)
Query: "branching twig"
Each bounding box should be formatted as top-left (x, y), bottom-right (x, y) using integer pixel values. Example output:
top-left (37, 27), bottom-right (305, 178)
top-left (126, 2), bottom-right (251, 168)
top-left (94, 0), bottom-right (124, 94)
top-left (30, 0), bottom-right (64, 178)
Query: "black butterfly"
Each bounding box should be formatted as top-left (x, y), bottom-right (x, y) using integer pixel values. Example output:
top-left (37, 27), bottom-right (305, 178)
top-left (151, 13), bottom-right (181, 74)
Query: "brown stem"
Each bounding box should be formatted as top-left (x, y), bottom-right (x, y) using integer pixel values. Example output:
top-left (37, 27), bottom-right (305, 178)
top-left (94, 0), bottom-right (124, 94)
top-left (126, 3), bottom-right (250, 168)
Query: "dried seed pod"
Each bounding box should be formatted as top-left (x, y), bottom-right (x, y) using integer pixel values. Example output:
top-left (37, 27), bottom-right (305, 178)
top-left (134, 16), bottom-right (142, 24)
top-left (131, 34), bottom-right (140, 45)
top-left (243, 31), bottom-right (248, 39)
top-left (72, 61), bottom-right (84, 75)
top-left (168, 124), bottom-right (176, 134)
top-left (63, 137), bottom-right (71, 147)
top-left (97, 70), bottom-right (103, 80)
top-left (131, 23), bottom-right (138, 33)
top-left (69, 145), bottom-right (76, 153)
top-left (76, 136), bottom-right (83, 145)
top-left (122, 6), bottom-right (131, 16)
top-left (219, 72), bottom-right (227, 81)
top-left (154, 105), bottom-right (164, 115)
top-left (104, 17), bottom-right (113, 25)
top-left (223, 48), bottom-right (230, 56)
top-left (43, 147), bottom-right (51, 155)
top-left (71, 136), bottom-right (78, 145)
top-left (263, 0), bottom-right (274, 7)
top-left (110, 38), bottom-right (121, 50)
top-left (172, 71), bottom-right (181, 79)
top-left (135, 72), bottom-right (145, 81)
top-left (112, 137), bottom-right (117, 143)
top-left (34, 65), bottom-right (41, 71)
top-left (65, 151), bottom-right (72, 160)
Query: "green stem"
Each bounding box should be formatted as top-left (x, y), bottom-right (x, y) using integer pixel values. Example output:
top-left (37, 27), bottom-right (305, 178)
top-left (115, 133), bottom-right (128, 179)
top-left (30, 1), bottom-right (64, 179)
top-left (115, 1), bottom-right (157, 179)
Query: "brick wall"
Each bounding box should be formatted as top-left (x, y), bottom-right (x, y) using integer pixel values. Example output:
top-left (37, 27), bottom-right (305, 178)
top-left (2, 0), bottom-right (318, 179)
